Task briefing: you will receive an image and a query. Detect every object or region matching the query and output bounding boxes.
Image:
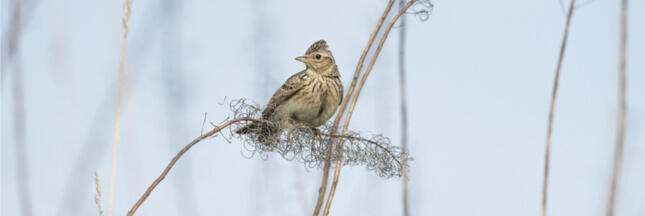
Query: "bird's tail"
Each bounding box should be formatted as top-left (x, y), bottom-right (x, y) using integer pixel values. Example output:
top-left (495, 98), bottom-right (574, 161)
top-left (234, 122), bottom-right (281, 147)
top-left (233, 122), bottom-right (259, 134)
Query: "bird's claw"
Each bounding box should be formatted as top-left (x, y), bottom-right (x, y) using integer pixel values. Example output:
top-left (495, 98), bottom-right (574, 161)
top-left (312, 128), bottom-right (322, 139)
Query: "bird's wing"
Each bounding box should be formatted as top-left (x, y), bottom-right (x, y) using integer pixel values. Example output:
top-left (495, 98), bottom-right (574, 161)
top-left (261, 71), bottom-right (309, 119)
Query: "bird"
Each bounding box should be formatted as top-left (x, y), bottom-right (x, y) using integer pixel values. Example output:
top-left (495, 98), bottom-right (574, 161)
top-left (234, 40), bottom-right (344, 146)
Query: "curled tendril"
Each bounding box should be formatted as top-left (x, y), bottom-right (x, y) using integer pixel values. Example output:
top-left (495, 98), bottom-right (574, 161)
top-left (215, 99), bottom-right (410, 179)
top-left (406, 0), bottom-right (434, 21)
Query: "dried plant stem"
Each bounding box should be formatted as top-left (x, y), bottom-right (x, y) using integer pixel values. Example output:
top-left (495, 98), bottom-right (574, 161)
top-left (108, 1), bottom-right (132, 215)
top-left (322, 1), bottom-right (416, 215)
top-left (312, 1), bottom-right (396, 215)
top-left (606, 0), bottom-right (628, 215)
top-left (127, 117), bottom-right (258, 216)
top-left (542, 0), bottom-right (575, 216)
top-left (398, 1), bottom-right (410, 215)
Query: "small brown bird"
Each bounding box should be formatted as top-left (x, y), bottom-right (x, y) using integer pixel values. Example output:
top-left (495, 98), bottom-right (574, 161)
top-left (235, 40), bottom-right (344, 146)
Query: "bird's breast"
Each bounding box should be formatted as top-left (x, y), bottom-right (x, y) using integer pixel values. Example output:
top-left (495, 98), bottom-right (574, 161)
top-left (275, 75), bottom-right (341, 127)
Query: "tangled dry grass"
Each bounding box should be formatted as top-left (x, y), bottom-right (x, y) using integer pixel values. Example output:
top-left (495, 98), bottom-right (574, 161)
top-left (218, 99), bottom-right (410, 179)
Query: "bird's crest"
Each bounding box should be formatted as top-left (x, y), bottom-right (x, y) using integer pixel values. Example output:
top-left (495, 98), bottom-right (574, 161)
top-left (305, 40), bottom-right (328, 55)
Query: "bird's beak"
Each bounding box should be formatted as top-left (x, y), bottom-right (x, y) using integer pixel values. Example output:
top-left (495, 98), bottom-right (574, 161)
top-left (295, 56), bottom-right (309, 63)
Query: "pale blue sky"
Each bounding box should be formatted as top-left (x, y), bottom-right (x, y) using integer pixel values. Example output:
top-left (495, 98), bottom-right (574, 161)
top-left (2, 0), bottom-right (644, 215)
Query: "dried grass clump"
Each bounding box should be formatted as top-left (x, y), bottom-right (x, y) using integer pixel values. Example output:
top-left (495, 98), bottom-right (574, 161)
top-left (222, 99), bottom-right (409, 179)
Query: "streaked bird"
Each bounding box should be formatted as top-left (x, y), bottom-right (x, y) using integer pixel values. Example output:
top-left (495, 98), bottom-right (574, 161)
top-left (235, 40), bottom-right (344, 146)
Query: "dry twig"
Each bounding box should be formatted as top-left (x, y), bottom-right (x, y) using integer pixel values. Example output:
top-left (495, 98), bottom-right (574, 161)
top-left (127, 117), bottom-right (256, 216)
top-left (542, 0), bottom-right (575, 215)
top-left (606, 0), bottom-right (628, 215)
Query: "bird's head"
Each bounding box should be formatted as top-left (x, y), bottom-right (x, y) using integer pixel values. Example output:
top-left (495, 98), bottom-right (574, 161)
top-left (295, 40), bottom-right (338, 76)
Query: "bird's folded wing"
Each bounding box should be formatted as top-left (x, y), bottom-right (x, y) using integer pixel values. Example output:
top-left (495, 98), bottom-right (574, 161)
top-left (261, 71), bottom-right (308, 119)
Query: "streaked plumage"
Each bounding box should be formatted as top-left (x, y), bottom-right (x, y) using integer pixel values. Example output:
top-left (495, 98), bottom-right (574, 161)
top-left (235, 40), bottom-right (343, 146)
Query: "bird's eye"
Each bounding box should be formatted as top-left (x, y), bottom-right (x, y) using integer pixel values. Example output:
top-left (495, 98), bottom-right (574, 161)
top-left (315, 54), bottom-right (321, 60)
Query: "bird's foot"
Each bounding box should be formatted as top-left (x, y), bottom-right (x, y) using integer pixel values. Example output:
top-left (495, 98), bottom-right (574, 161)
top-left (312, 128), bottom-right (323, 140)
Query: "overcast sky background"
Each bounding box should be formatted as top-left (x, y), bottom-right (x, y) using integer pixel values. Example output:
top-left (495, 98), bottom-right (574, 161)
top-left (2, 0), bottom-right (644, 215)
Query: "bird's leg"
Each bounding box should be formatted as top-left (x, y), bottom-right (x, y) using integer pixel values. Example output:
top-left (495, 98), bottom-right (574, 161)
top-left (312, 128), bottom-right (322, 139)
top-left (311, 128), bottom-right (322, 149)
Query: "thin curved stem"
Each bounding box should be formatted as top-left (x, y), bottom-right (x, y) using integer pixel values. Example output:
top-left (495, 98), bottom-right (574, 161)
top-left (398, 0), bottom-right (410, 215)
top-left (127, 117), bottom-right (258, 216)
top-left (323, 1), bottom-right (416, 215)
top-left (108, 0), bottom-right (132, 215)
top-left (606, 0), bottom-right (628, 215)
top-left (542, 0), bottom-right (575, 215)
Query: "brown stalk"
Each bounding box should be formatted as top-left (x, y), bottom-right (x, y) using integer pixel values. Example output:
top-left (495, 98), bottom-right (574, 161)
top-left (542, 0), bottom-right (575, 216)
top-left (127, 117), bottom-right (261, 216)
top-left (606, 0), bottom-right (628, 215)
top-left (323, 1), bottom-right (416, 215)
top-left (312, 0), bottom-right (396, 215)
